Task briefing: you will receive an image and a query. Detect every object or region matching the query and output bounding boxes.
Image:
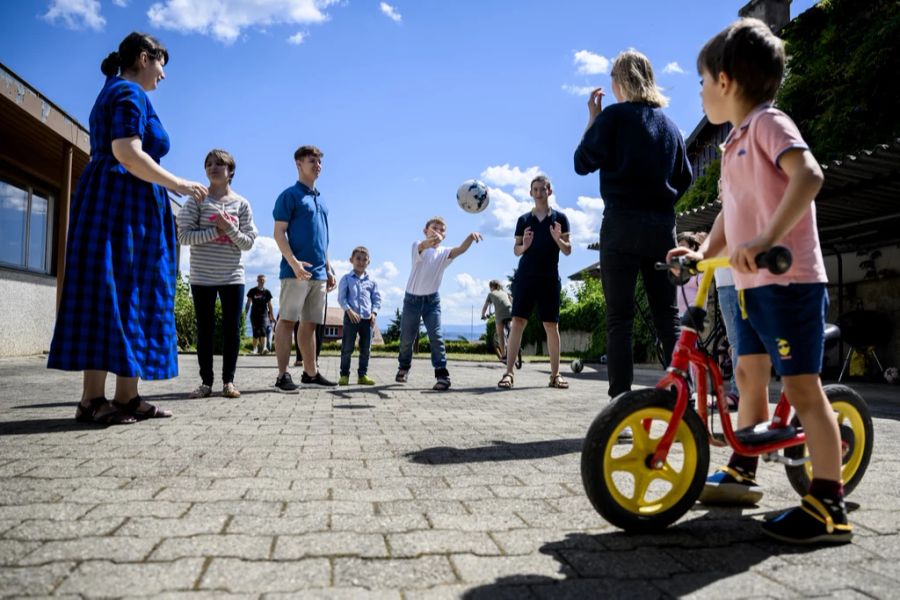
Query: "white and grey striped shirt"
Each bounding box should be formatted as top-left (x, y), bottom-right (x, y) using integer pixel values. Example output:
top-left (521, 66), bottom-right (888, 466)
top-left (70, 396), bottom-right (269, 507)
top-left (177, 192), bottom-right (258, 286)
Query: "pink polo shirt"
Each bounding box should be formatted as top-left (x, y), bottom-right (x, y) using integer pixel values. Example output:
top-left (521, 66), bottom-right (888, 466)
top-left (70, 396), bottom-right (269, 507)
top-left (721, 104), bottom-right (827, 290)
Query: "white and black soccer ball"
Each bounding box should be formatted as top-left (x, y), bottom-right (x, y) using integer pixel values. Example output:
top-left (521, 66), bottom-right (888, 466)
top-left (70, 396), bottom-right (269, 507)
top-left (571, 359), bottom-right (584, 373)
top-left (456, 179), bottom-right (490, 214)
top-left (885, 366), bottom-right (900, 385)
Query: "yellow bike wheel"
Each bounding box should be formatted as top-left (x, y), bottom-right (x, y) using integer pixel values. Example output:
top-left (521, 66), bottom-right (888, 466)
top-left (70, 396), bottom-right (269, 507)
top-left (581, 388), bottom-right (709, 533)
top-left (785, 384), bottom-right (873, 497)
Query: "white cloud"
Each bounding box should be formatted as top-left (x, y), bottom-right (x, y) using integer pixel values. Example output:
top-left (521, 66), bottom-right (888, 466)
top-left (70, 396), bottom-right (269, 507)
top-left (112, 0), bottom-right (128, 7)
top-left (287, 31), bottom-right (306, 44)
top-left (479, 163), bottom-right (604, 248)
top-left (379, 2), bottom-right (402, 23)
top-left (480, 164), bottom-right (541, 200)
top-left (439, 272), bottom-right (492, 323)
top-left (573, 50), bottom-right (609, 75)
top-left (370, 260), bottom-right (399, 282)
top-left (663, 62), bottom-right (685, 75)
top-left (42, 0), bottom-right (105, 31)
top-left (561, 84), bottom-right (594, 97)
top-left (486, 186), bottom-right (532, 234)
top-left (567, 195), bottom-right (604, 246)
top-left (147, 0), bottom-right (340, 44)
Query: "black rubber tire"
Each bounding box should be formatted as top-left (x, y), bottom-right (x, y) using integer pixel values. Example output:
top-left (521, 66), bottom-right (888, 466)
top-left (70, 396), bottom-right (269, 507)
top-left (784, 384), bottom-right (874, 497)
top-left (581, 388), bottom-right (709, 533)
top-left (515, 351), bottom-right (523, 370)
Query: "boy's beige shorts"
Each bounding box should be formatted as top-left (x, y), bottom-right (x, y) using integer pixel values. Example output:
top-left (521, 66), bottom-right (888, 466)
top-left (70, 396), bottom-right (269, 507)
top-left (278, 278), bottom-right (326, 324)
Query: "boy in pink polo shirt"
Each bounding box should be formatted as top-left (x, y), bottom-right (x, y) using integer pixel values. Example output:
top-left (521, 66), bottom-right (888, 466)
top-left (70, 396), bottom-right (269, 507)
top-left (668, 18), bottom-right (850, 544)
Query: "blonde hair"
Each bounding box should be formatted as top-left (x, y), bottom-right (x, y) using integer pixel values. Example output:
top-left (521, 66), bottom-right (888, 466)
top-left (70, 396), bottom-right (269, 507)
top-left (610, 49), bottom-right (668, 108)
top-left (489, 279), bottom-right (503, 291)
top-left (425, 216), bottom-right (446, 230)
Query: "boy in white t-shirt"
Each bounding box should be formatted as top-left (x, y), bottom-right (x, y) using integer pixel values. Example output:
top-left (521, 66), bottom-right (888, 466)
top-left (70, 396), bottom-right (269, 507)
top-left (396, 216), bottom-right (482, 390)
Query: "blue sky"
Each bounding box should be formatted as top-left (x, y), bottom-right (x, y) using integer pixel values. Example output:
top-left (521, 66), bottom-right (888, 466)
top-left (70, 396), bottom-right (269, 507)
top-left (1, 0), bottom-right (817, 326)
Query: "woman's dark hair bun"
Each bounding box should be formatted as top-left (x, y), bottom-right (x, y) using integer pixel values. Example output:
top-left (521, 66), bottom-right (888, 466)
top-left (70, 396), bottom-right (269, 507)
top-left (99, 33), bottom-right (168, 78)
top-left (100, 51), bottom-right (121, 77)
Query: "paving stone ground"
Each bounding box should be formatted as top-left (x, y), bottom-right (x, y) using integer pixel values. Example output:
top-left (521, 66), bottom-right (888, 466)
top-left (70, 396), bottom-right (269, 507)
top-left (1, 353), bottom-right (899, 598)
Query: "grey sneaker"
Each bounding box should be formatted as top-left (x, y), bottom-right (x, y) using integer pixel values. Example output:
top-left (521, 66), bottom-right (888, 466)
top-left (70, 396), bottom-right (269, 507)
top-left (395, 369), bottom-right (409, 383)
top-left (274, 373), bottom-right (299, 393)
top-left (189, 384), bottom-right (212, 398)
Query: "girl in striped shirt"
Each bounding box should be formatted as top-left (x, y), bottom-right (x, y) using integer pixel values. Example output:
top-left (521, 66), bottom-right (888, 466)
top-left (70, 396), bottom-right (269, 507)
top-left (177, 149), bottom-right (258, 398)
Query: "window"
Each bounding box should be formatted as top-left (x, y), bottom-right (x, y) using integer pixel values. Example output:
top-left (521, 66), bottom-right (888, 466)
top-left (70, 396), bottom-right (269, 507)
top-left (0, 178), bottom-right (54, 274)
top-left (324, 326), bottom-right (339, 338)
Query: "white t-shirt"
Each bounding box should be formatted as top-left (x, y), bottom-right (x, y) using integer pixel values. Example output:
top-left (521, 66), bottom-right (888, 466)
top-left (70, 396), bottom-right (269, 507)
top-left (714, 266), bottom-right (734, 287)
top-left (405, 241), bottom-right (453, 295)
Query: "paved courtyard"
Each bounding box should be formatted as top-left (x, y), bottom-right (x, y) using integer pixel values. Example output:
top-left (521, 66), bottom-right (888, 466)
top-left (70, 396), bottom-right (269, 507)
top-left (1, 353), bottom-right (899, 598)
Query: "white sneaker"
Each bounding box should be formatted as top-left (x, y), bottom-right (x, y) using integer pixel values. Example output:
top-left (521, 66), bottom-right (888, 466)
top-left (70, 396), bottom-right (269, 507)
top-left (189, 384), bottom-right (212, 398)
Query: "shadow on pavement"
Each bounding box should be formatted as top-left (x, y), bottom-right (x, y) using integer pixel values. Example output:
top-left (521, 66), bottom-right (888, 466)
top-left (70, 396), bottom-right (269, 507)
top-left (0, 418), bottom-right (103, 435)
top-left (405, 438), bottom-right (582, 464)
top-left (460, 517), bottom-right (821, 599)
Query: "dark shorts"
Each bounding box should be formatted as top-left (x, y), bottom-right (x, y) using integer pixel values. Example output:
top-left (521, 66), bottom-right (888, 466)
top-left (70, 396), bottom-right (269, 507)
top-left (512, 276), bottom-right (561, 323)
top-left (250, 317), bottom-right (268, 338)
top-left (733, 283), bottom-right (828, 376)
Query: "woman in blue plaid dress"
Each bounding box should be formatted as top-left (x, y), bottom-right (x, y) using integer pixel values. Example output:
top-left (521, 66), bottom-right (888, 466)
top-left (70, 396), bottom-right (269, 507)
top-left (48, 32), bottom-right (208, 424)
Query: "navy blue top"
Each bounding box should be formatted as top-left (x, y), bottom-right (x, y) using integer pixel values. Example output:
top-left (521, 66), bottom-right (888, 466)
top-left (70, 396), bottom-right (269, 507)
top-left (272, 181), bottom-right (329, 280)
top-left (514, 209), bottom-right (570, 279)
top-left (574, 102), bottom-right (692, 215)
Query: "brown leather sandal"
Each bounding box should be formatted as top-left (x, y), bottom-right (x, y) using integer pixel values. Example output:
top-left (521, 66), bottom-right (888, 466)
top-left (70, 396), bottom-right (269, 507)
top-left (75, 397), bottom-right (136, 425)
top-left (549, 374), bottom-right (569, 389)
top-left (497, 372), bottom-right (514, 389)
top-left (114, 396), bottom-right (173, 420)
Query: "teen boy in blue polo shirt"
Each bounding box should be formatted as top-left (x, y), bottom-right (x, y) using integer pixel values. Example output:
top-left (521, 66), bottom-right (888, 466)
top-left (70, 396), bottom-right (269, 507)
top-left (337, 246), bottom-right (382, 385)
top-left (497, 175), bottom-right (571, 390)
top-left (272, 145), bottom-right (337, 392)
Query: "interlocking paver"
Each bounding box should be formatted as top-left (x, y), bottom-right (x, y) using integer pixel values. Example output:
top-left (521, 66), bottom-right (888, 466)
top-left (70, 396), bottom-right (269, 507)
top-left (200, 557), bottom-right (330, 592)
top-left (273, 532), bottom-right (388, 558)
top-left (18, 537), bottom-right (159, 565)
top-left (333, 556), bottom-right (457, 589)
top-left (387, 530), bottom-right (502, 557)
top-left (150, 534), bottom-right (273, 560)
top-left (55, 558), bottom-right (204, 596)
top-left (1, 353), bottom-right (899, 598)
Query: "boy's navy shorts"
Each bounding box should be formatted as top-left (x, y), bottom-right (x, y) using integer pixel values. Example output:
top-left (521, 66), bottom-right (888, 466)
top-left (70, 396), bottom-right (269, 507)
top-left (512, 276), bottom-right (561, 323)
top-left (733, 283), bottom-right (828, 376)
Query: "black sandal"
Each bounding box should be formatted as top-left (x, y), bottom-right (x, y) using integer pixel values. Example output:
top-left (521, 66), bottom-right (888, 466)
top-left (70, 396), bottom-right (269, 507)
top-left (114, 396), bottom-right (173, 420)
top-left (75, 397), bottom-right (136, 425)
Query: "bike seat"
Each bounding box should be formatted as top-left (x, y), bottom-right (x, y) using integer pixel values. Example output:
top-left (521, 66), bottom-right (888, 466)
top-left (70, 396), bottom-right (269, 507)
top-left (735, 421), bottom-right (799, 446)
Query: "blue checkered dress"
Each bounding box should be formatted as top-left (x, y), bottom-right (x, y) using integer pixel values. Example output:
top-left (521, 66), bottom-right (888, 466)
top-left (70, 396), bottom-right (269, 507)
top-left (48, 76), bottom-right (178, 380)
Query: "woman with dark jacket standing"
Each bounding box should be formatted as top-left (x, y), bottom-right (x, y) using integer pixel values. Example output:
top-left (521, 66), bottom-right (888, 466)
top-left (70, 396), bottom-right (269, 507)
top-left (574, 49), bottom-right (693, 399)
top-left (48, 32), bottom-right (207, 424)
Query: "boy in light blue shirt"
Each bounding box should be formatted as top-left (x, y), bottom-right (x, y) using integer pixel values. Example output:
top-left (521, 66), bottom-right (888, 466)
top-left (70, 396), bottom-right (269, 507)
top-left (337, 246), bottom-right (382, 385)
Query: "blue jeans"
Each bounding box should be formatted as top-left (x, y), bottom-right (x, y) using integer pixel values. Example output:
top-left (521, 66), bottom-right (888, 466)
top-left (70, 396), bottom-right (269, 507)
top-left (340, 313), bottom-right (373, 376)
top-left (717, 285), bottom-right (740, 396)
top-left (398, 292), bottom-right (446, 370)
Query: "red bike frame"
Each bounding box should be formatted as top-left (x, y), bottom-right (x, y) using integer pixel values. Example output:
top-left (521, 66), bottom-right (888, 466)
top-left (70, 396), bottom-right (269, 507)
top-left (645, 257), bottom-right (806, 469)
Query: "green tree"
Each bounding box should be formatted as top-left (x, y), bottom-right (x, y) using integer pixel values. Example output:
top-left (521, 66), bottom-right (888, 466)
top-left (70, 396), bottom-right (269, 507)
top-left (382, 308), bottom-right (402, 343)
top-left (777, 0), bottom-right (900, 160)
top-left (174, 272), bottom-right (196, 350)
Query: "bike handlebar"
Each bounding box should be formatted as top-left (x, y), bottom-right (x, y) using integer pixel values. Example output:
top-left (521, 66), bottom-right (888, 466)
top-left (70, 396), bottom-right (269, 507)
top-left (655, 246), bottom-right (793, 283)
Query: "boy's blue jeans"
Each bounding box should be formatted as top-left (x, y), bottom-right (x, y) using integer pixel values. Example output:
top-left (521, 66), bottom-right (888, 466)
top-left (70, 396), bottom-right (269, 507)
top-left (717, 285), bottom-right (740, 396)
top-left (398, 292), bottom-right (447, 370)
top-left (340, 313), bottom-right (373, 377)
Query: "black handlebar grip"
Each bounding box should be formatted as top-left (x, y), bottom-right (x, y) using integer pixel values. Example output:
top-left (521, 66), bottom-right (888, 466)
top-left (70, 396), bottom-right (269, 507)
top-left (755, 246), bottom-right (792, 275)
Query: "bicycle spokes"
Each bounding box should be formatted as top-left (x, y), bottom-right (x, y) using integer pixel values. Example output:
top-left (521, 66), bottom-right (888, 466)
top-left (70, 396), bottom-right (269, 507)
top-left (603, 407), bottom-right (700, 514)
